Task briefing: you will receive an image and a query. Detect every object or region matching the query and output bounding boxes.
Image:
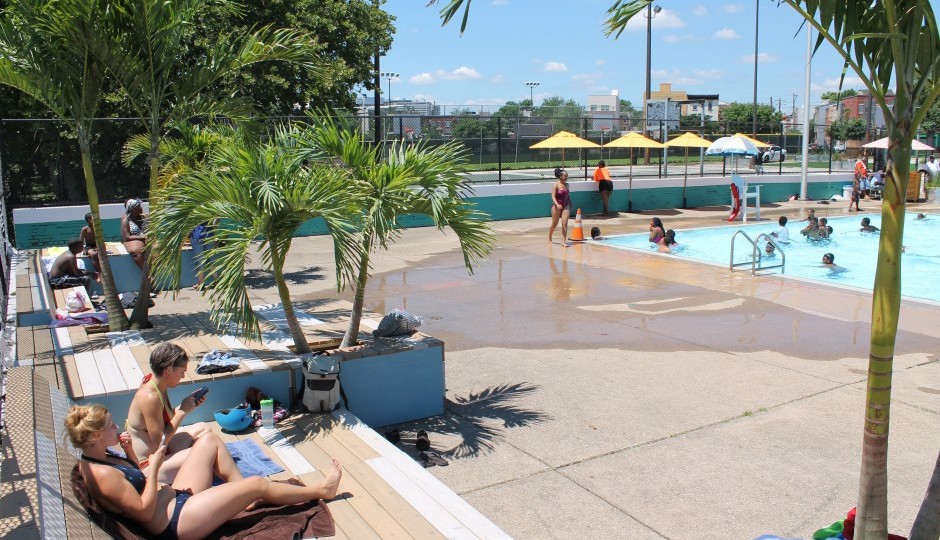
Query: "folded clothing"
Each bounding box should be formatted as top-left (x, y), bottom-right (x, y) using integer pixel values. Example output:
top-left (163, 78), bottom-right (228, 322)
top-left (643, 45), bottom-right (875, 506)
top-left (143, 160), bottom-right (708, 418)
top-left (197, 349), bottom-right (240, 374)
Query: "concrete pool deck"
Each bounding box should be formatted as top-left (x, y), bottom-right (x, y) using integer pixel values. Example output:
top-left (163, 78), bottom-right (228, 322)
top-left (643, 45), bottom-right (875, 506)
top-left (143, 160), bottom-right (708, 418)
top-left (238, 198), bottom-right (940, 539)
top-left (9, 198), bottom-right (939, 539)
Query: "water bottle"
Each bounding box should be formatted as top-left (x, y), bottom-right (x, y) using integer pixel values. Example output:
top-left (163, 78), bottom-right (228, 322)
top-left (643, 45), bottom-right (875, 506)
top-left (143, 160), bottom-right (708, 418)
top-left (260, 398), bottom-right (274, 429)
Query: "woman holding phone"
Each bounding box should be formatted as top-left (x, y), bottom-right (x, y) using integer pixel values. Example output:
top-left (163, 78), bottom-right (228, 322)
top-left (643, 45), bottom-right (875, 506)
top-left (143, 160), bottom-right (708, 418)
top-left (126, 343), bottom-right (211, 482)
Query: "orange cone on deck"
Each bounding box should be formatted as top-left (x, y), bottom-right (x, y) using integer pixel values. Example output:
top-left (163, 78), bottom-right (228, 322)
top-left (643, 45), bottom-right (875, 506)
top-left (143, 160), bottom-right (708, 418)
top-left (570, 208), bottom-right (585, 241)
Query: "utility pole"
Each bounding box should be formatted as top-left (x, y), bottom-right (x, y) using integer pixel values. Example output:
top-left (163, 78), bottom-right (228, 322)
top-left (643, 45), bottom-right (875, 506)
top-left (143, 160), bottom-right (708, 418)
top-left (751, 0), bottom-right (759, 137)
top-left (792, 92), bottom-right (797, 119)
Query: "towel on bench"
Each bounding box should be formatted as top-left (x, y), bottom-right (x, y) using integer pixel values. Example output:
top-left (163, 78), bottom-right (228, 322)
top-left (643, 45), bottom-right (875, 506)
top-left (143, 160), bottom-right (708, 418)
top-left (70, 464), bottom-right (335, 539)
top-left (197, 349), bottom-right (241, 374)
top-left (225, 439), bottom-right (284, 477)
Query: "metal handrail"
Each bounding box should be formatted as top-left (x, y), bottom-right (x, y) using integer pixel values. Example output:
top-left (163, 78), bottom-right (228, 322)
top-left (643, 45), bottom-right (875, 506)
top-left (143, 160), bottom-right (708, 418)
top-left (730, 231), bottom-right (785, 275)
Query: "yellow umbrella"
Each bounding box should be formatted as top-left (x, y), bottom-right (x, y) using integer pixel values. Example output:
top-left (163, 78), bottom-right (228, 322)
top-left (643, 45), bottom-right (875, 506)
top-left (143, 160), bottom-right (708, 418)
top-left (665, 132), bottom-right (713, 208)
top-left (529, 130), bottom-right (600, 167)
top-left (604, 132), bottom-right (665, 212)
top-left (733, 133), bottom-right (772, 148)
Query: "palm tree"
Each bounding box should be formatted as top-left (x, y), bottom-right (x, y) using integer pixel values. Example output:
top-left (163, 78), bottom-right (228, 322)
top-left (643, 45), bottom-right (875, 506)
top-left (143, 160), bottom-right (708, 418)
top-left (433, 1), bottom-right (940, 538)
top-left (97, 0), bottom-right (320, 329)
top-left (295, 113), bottom-right (495, 348)
top-left (147, 125), bottom-right (358, 355)
top-left (0, 0), bottom-right (129, 330)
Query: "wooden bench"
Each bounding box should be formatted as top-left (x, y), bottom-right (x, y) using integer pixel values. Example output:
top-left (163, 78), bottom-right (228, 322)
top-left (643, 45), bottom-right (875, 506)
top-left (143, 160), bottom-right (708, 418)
top-left (53, 313), bottom-right (301, 424)
top-left (42, 243), bottom-right (198, 294)
top-left (29, 366), bottom-right (509, 540)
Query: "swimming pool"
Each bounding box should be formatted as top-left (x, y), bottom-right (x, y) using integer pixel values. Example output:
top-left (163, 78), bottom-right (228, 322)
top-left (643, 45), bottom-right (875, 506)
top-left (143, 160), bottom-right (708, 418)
top-left (599, 213), bottom-right (940, 303)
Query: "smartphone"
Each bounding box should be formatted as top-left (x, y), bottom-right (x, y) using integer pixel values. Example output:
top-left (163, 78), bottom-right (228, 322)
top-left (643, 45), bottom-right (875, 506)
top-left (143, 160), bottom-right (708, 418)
top-left (191, 386), bottom-right (209, 400)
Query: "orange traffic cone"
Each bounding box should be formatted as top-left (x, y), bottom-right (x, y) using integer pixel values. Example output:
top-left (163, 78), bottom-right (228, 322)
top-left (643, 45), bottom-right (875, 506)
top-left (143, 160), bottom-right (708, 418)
top-left (569, 208), bottom-right (585, 241)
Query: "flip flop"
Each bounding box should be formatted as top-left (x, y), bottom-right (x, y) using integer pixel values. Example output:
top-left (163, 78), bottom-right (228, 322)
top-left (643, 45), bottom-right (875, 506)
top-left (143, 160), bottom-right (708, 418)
top-left (419, 451), bottom-right (448, 467)
top-left (415, 430), bottom-right (430, 451)
top-left (384, 429), bottom-right (400, 443)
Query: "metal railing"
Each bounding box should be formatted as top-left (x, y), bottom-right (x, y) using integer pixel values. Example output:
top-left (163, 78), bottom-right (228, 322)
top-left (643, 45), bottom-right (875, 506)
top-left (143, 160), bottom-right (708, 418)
top-left (730, 231), bottom-right (785, 275)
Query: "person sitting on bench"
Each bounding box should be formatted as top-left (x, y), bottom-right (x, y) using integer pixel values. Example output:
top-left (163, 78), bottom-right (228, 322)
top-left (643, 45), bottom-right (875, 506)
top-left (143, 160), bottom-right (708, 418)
top-left (66, 404), bottom-right (343, 540)
top-left (122, 198), bottom-right (148, 270)
top-left (80, 212), bottom-right (101, 273)
top-left (49, 238), bottom-right (96, 289)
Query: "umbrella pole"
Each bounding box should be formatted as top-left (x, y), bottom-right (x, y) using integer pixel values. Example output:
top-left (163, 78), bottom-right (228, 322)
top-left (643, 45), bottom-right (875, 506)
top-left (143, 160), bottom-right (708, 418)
top-left (683, 148), bottom-right (689, 209)
top-left (628, 149), bottom-right (634, 212)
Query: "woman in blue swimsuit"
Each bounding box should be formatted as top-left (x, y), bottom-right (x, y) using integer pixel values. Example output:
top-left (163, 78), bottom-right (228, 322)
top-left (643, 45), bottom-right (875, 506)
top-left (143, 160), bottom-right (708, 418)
top-left (549, 167), bottom-right (572, 246)
top-left (66, 405), bottom-right (344, 540)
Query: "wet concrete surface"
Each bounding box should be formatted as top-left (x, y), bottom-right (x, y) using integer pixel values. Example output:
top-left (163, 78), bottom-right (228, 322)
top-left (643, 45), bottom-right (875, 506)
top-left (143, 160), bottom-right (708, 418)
top-left (150, 200), bottom-right (940, 539)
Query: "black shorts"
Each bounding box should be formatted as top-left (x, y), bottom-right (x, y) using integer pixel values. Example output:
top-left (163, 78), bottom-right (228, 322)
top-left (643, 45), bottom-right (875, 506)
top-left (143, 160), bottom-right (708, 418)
top-left (598, 180), bottom-right (613, 192)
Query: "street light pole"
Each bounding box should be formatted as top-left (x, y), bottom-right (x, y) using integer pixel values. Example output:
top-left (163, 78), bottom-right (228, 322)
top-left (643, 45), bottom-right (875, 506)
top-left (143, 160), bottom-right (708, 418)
top-left (380, 72), bottom-right (399, 109)
top-left (644, 4), bottom-right (661, 168)
top-left (525, 81), bottom-right (540, 109)
top-left (752, 0), bottom-right (759, 137)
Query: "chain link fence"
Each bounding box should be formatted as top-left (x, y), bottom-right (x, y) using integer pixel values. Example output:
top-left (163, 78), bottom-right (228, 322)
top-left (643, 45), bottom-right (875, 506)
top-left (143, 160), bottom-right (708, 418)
top-left (1, 114), bottom-right (853, 236)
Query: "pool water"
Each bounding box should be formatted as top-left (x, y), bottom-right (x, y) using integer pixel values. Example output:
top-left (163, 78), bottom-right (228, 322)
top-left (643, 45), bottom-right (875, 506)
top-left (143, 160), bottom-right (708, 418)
top-left (599, 213), bottom-right (940, 303)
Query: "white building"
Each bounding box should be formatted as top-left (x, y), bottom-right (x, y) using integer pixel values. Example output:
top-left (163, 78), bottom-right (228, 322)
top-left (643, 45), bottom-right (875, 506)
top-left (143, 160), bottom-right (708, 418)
top-left (586, 90), bottom-right (621, 132)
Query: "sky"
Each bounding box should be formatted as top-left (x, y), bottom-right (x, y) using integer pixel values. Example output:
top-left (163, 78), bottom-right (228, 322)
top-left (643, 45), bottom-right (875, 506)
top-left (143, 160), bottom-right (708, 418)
top-left (380, 0), bottom-right (938, 114)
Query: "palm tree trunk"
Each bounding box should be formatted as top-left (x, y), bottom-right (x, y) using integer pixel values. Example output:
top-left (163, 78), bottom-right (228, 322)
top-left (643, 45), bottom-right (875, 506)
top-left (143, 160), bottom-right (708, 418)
top-left (342, 237), bottom-right (371, 348)
top-left (79, 136), bottom-right (128, 331)
top-left (270, 241), bottom-right (311, 355)
top-left (129, 139), bottom-right (160, 328)
top-left (909, 451), bottom-right (940, 540)
top-left (855, 139), bottom-right (911, 540)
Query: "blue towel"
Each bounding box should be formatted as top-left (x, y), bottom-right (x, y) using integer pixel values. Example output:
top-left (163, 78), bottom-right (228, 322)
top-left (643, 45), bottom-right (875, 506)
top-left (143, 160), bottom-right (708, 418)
top-left (224, 439), bottom-right (284, 478)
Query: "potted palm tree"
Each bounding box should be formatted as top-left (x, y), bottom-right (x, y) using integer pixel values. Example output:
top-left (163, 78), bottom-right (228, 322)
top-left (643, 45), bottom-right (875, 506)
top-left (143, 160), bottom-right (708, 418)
top-left (295, 112), bottom-right (496, 349)
top-left (148, 124), bottom-right (358, 354)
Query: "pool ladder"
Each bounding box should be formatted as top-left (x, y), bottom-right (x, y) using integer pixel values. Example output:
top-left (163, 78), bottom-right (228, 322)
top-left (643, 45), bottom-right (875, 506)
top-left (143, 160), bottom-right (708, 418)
top-left (730, 231), bottom-right (785, 275)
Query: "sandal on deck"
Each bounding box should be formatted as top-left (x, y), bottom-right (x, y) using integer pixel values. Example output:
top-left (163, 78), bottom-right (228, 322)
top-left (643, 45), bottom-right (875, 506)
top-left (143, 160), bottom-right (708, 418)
top-left (419, 451), bottom-right (448, 467)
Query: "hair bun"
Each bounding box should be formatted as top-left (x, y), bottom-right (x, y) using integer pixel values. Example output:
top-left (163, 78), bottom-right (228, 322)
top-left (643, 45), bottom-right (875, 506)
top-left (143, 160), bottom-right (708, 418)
top-left (554, 167), bottom-right (564, 178)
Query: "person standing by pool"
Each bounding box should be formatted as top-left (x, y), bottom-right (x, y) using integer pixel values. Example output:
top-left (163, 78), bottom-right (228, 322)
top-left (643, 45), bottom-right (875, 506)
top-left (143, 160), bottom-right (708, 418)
top-left (549, 167), bottom-right (572, 246)
top-left (860, 217), bottom-right (880, 232)
top-left (592, 160), bottom-right (613, 216)
top-left (850, 155), bottom-right (867, 211)
top-left (648, 217), bottom-right (665, 244)
top-left (771, 215), bottom-right (790, 243)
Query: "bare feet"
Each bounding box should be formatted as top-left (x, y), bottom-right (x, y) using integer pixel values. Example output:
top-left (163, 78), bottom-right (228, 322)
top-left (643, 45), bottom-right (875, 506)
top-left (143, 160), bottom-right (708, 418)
top-left (321, 459), bottom-right (343, 500)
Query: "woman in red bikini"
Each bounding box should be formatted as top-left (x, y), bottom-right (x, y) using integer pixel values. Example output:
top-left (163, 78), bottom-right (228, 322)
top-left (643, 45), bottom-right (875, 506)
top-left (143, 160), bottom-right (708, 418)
top-left (126, 343), bottom-right (211, 482)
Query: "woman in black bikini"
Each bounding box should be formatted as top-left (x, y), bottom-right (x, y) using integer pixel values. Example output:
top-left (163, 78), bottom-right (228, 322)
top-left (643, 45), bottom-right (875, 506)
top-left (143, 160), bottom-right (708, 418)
top-left (66, 404), bottom-right (343, 540)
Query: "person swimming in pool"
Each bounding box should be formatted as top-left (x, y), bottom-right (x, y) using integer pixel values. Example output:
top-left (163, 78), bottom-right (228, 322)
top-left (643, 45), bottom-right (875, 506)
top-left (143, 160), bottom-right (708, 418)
top-left (859, 217), bottom-right (880, 232)
top-left (821, 252), bottom-right (847, 273)
top-left (657, 229), bottom-right (678, 253)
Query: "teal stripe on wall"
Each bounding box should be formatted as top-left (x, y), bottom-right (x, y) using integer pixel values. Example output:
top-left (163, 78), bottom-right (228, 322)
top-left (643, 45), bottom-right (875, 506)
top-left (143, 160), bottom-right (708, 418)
top-left (11, 180), bottom-right (853, 248)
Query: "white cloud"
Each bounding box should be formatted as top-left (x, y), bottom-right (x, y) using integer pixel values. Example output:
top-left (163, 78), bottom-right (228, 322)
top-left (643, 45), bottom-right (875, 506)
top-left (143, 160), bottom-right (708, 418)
top-left (740, 53), bottom-right (778, 64)
top-left (596, 59), bottom-right (606, 66)
top-left (724, 4), bottom-right (743, 14)
top-left (692, 69), bottom-right (724, 80)
top-left (811, 76), bottom-right (865, 93)
top-left (543, 61), bottom-right (568, 72)
top-left (413, 93), bottom-right (436, 102)
top-left (572, 72), bottom-right (605, 88)
top-left (449, 66), bottom-right (481, 79)
top-left (491, 0), bottom-right (508, 5)
top-left (409, 73), bottom-right (436, 85)
top-left (408, 66), bottom-right (482, 85)
top-left (693, 6), bottom-right (708, 16)
top-left (714, 28), bottom-right (740, 40)
top-left (490, 74), bottom-right (506, 84)
top-left (623, 9), bottom-right (685, 31)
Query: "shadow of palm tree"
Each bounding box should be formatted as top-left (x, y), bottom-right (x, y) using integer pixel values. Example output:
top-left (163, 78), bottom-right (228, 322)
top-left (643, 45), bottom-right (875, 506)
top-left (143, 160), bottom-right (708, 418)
top-left (244, 266), bottom-right (326, 289)
top-left (390, 382), bottom-right (551, 459)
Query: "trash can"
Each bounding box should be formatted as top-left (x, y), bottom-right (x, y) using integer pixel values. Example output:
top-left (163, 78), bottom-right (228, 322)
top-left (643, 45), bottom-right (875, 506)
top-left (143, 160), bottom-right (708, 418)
top-left (843, 185), bottom-right (854, 200)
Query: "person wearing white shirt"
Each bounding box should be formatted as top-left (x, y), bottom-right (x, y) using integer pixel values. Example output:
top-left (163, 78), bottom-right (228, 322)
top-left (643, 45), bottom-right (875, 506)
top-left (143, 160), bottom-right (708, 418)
top-left (771, 215), bottom-right (790, 243)
top-left (926, 155), bottom-right (940, 178)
